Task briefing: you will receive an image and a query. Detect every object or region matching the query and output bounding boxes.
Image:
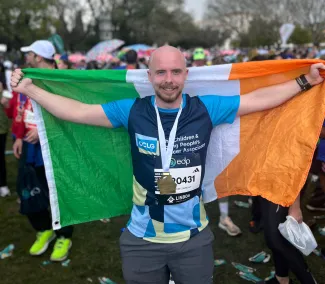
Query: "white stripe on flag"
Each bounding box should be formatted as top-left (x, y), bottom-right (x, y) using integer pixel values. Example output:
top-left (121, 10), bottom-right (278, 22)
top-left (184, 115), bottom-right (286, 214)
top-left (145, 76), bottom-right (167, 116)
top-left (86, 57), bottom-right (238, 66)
top-left (32, 100), bottom-right (62, 230)
top-left (127, 65), bottom-right (240, 203)
top-left (186, 64), bottom-right (233, 81)
top-left (203, 117), bottom-right (240, 203)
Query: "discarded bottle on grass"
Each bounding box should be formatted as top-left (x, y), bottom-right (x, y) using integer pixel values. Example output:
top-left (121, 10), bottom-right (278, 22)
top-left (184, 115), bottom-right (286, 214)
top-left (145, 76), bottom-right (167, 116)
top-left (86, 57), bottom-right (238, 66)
top-left (0, 244), bottom-right (15, 259)
top-left (61, 259), bottom-right (71, 267)
top-left (98, 277), bottom-right (117, 284)
top-left (313, 249), bottom-right (321, 256)
top-left (214, 259), bottom-right (226, 267)
top-left (249, 251), bottom-right (271, 263)
top-left (42, 260), bottom-right (52, 266)
top-left (237, 271), bottom-right (262, 283)
top-left (232, 262), bottom-right (256, 273)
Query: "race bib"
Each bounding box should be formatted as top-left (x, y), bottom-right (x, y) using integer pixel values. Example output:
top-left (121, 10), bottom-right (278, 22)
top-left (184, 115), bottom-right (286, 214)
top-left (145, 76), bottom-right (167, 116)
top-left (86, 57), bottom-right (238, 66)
top-left (154, 153), bottom-right (202, 205)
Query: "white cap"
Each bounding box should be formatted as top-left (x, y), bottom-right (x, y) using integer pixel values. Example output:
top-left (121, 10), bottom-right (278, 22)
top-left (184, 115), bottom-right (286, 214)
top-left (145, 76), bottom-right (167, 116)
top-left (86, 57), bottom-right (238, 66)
top-left (21, 40), bottom-right (55, 60)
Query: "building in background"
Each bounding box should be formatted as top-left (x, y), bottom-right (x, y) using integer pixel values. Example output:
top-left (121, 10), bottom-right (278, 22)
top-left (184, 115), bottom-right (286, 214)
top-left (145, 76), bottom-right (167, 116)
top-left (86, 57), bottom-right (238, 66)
top-left (99, 13), bottom-right (113, 41)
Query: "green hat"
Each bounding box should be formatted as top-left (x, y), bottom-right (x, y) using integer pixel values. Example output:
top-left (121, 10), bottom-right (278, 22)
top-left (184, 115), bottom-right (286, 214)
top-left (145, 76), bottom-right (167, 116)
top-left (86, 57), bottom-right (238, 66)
top-left (193, 48), bottom-right (206, 61)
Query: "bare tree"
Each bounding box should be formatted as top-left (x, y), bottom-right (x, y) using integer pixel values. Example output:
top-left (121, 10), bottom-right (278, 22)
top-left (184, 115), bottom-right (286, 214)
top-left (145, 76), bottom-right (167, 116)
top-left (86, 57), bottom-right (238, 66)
top-left (205, 0), bottom-right (253, 35)
top-left (206, 0), bottom-right (325, 45)
top-left (285, 0), bottom-right (325, 44)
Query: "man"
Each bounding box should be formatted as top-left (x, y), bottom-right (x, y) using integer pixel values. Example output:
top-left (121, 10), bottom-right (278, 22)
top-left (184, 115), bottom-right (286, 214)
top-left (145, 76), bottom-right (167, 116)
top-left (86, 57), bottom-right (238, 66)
top-left (192, 47), bottom-right (206, 67)
top-left (57, 54), bottom-right (72, 70)
top-left (114, 49), bottom-right (139, 70)
top-left (11, 46), bottom-right (324, 283)
top-left (306, 118), bottom-right (325, 211)
top-left (0, 69), bottom-right (10, 197)
top-left (12, 40), bottom-right (73, 262)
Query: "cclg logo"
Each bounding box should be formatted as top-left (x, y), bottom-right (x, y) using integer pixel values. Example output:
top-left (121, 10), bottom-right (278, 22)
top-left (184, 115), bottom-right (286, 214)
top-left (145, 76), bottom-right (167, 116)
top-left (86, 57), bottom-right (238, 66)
top-left (135, 133), bottom-right (159, 155)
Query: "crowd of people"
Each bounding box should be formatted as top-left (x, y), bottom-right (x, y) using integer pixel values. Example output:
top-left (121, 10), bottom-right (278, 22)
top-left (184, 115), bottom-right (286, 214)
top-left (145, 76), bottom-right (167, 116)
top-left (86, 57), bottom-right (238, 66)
top-left (1, 39), bottom-right (325, 284)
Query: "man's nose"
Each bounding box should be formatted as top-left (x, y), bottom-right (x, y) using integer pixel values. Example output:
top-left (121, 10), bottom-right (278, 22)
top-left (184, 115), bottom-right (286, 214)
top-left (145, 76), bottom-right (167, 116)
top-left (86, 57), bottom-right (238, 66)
top-left (165, 71), bottom-right (172, 82)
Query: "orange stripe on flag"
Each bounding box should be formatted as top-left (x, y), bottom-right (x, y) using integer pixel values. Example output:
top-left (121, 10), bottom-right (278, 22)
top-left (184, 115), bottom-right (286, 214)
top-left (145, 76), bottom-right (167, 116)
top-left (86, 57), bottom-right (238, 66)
top-left (216, 60), bottom-right (325, 206)
top-left (229, 59), bottom-right (325, 80)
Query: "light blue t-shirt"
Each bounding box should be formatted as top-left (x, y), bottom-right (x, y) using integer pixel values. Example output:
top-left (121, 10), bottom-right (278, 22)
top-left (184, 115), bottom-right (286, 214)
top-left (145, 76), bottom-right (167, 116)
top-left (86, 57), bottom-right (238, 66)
top-left (102, 94), bottom-right (240, 243)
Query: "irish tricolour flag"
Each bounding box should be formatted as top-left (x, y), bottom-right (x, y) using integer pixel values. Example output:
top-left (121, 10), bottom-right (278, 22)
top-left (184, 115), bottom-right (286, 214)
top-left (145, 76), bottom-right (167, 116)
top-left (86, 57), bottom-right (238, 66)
top-left (26, 59), bottom-right (325, 229)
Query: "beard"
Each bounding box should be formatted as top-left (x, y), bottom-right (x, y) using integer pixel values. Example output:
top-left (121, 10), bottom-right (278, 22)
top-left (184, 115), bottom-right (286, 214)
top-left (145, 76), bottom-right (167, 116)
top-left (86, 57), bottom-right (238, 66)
top-left (26, 61), bottom-right (35, 68)
top-left (155, 85), bottom-right (182, 104)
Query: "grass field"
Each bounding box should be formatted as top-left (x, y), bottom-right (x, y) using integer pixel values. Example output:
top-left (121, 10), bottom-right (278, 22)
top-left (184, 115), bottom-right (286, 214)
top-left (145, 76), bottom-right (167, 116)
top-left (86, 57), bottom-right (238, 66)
top-left (0, 137), bottom-right (324, 284)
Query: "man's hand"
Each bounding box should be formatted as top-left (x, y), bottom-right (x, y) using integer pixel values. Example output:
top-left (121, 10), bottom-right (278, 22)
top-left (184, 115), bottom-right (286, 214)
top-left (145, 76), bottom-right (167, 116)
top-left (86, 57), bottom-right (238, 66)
top-left (10, 69), bottom-right (33, 94)
top-left (306, 63), bottom-right (325, 86)
top-left (288, 205), bottom-right (303, 224)
top-left (24, 128), bottom-right (39, 144)
top-left (13, 139), bottom-right (23, 159)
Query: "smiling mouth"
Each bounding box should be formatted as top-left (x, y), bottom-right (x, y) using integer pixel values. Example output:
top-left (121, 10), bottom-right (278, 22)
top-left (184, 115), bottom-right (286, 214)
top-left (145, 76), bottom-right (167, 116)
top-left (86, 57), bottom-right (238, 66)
top-left (161, 87), bottom-right (177, 92)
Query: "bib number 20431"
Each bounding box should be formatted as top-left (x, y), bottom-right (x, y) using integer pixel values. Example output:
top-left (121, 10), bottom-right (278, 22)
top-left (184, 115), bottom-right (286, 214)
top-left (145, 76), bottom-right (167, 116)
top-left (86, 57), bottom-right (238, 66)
top-left (172, 175), bottom-right (196, 185)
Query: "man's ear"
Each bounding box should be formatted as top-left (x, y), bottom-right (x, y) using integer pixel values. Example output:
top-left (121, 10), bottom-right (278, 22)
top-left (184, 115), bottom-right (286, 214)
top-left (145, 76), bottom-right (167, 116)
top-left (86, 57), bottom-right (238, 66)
top-left (36, 55), bottom-right (42, 63)
top-left (147, 70), bottom-right (152, 83)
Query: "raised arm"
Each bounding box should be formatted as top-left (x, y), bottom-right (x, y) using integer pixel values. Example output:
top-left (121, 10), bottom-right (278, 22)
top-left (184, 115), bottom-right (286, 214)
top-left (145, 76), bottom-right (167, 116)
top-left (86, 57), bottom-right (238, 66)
top-left (10, 69), bottom-right (113, 128)
top-left (238, 63), bottom-right (325, 117)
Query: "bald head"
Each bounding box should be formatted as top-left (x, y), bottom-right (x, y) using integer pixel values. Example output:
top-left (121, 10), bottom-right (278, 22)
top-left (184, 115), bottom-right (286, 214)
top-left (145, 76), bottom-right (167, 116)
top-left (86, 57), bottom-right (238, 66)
top-left (147, 45), bottom-right (188, 109)
top-left (148, 46), bottom-right (186, 70)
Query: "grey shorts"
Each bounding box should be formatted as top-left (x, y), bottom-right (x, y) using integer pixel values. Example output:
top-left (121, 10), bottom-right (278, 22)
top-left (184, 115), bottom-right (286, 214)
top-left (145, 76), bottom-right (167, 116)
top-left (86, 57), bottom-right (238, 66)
top-left (119, 227), bottom-right (215, 284)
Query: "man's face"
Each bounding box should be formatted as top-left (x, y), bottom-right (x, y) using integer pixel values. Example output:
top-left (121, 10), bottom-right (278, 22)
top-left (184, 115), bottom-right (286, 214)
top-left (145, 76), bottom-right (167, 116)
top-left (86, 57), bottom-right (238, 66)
top-left (193, 59), bottom-right (206, 67)
top-left (148, 51), bottom-right (188, 104)
top-left (25, 52), bottom-right (38, 68)
top-left (58, 60), bottom-right (68, 70)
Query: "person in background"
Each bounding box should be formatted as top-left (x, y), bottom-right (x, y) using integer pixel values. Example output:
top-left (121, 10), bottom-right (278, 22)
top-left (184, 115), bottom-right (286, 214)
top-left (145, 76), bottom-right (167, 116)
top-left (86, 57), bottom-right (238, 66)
top-left (125, 50), bottom-right (139, 69)
top-left (192, 47), bottom-right (206, 67)
top-left (86, 60), bottom-right (99, 70)
top-left (78, 59), bottom-right (87, 70)
top-left (138, 57), bottom-right (148, 69)
top-left (305, 120), bottom-right (325, 211)
top-left (12, 40), bottom-right (73, 262)
top-left (306, 54), bottom-right (325, 212)
top-left (0, 62), bottom-right (10, 197)
top-left (115, 49), bottom-right (139, 70)
top-left (268, 54), bottom-right (283, 60)
top-left (57, 54), bottom-right (72, 70)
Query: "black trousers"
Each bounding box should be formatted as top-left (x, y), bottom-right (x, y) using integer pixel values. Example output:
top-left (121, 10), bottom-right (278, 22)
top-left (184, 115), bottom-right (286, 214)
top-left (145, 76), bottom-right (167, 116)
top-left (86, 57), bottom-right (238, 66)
top-left (261, 198), bottom-right (316, 283)
top-left (252, 177), bottom-right (310, 224)
top-left (0, 133), bottom-right (7, 187)
top-left (251, 196), bottom-right (262, 222)
top-left (23, 163), bottom-right (73, 238)
top-left (27, 210), bottom-right (73, 238)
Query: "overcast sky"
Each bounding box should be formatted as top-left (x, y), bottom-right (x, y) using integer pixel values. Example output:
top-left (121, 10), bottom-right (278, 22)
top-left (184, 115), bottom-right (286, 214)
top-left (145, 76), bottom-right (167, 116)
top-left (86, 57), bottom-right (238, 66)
top-left (184, 0), bottom-right (207, 21)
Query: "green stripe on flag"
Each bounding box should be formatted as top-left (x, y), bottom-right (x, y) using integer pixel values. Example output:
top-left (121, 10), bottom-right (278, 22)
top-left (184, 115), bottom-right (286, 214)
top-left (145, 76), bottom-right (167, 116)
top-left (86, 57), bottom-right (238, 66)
top-left (23, 68), bottom-right (129, 83)
top-left (23, 68), bottom-right (140, 229)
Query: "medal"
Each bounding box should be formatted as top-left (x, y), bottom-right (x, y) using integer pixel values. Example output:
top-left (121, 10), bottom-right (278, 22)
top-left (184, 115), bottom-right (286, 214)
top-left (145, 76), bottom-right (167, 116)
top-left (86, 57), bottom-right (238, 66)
top-left (157, 173), bottom-right (176, 194)
top-left (154, 98), bottom-right (183, 196)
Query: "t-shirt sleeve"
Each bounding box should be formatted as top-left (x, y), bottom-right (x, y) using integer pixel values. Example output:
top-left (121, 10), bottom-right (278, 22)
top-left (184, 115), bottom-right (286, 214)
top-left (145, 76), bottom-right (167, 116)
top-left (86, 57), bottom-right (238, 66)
top-left (199, 95), bottom-right (240, 127)
top-left (101, 98), bottom-right (136, 128)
